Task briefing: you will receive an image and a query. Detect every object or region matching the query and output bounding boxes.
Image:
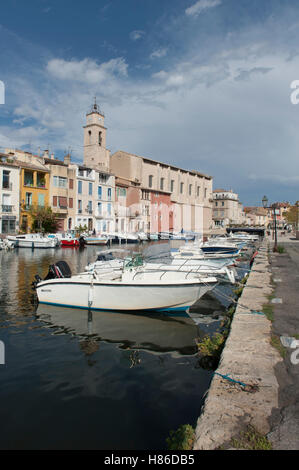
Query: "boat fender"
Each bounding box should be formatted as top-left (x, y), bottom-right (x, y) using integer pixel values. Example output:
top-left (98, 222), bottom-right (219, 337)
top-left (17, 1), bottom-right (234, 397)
top-left (88, 281), bottom-right (94, 308)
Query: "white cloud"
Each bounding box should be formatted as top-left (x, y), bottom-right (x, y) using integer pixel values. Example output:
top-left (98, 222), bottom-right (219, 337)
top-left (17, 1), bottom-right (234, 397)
top-left (150, 48), bottom-right (168, 59)
top-left (46, 57), bottom-right (128, 83)
top-left (129, 30), bottom-right (145, 41)
top-left (185, 0), bottom-right (222, 17)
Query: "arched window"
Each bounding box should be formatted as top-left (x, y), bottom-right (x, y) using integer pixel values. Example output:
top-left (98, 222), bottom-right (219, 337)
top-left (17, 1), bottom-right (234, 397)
top-left (99, 132), bottom-right (102, 146)
top-left (88, 130), bottom-right (92, 145)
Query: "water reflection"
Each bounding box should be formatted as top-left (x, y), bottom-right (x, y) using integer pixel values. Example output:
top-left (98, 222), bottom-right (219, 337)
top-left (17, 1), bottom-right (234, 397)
top-left (0, 242), bottom-right (252, 449)
top-left (36, 305), bottom-right (201, 358)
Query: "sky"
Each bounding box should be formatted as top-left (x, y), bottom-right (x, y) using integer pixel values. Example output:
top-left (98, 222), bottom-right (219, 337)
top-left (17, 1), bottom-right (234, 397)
top-left (1, 0), bottom-right (299, 205)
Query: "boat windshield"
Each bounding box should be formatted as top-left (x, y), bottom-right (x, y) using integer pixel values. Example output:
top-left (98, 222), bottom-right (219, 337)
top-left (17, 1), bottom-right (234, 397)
top-left (124, 254), bottom-right (144, 269)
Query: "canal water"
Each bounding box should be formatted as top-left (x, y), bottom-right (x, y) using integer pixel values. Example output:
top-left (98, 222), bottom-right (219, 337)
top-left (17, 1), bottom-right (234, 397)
top-left (0, 242), bottom-right (245, 450)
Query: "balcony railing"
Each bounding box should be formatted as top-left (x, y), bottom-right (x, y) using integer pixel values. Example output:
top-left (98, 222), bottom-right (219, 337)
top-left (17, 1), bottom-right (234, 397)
top-left (1, 204), bottom-right (13, 213)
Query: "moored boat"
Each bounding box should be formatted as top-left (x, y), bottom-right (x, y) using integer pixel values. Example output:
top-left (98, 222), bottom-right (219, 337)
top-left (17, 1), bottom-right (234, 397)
top-left (8, 233), bottom-right (57, 248)
top-left (33, 260), bottom-right (217, 313)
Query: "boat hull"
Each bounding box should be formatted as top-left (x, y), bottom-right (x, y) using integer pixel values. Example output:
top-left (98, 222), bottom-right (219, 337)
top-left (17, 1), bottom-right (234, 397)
top-left (36, 277), bottom-right (215, 313)
top-left (7, 236), bottom-right (56, 248)
top-left (84, 238), bottom-right (108, 245)
top-left (60, 239), bottom-right (80, 247)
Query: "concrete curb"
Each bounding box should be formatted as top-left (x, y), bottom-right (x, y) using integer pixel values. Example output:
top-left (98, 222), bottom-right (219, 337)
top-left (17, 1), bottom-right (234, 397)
top-left (193, 241), bottom-right (282, 450)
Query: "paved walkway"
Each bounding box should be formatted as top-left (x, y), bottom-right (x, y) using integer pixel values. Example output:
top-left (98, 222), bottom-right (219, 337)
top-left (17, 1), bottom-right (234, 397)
top-left (267, 233), bottom-right (299, 449)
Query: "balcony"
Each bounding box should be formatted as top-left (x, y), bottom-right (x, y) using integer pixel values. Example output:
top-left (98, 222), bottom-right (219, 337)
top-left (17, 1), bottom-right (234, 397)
top-left (1, 204), bottom-right (13, 213)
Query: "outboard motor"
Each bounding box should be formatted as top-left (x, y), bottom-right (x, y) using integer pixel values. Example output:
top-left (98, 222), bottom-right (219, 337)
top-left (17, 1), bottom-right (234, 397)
top-left (32, 260), bottom-right (72, 290)
top-left (79, 236), bottom-right (85, 247)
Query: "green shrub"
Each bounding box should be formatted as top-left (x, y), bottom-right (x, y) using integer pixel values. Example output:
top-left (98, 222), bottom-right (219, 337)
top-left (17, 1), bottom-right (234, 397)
top-left (166, 424), bottom-right (195, 450)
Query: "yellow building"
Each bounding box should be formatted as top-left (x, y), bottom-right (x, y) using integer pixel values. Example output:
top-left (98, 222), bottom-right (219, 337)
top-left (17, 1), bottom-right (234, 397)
top-left (18, 160), bottom-right (50, 232)
top-left (4, 149), bottom-right (51, 231)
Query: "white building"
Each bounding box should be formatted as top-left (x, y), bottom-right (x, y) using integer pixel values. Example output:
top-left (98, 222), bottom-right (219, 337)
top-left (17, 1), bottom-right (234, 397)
top-left (213, 189), bottom-right (245, 227)
top-left (0, 157), bottom-right (20, 234)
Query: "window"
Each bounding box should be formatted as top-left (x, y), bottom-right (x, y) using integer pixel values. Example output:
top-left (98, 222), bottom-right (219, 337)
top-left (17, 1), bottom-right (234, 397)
top-left (180, 182), bottom-right (184, 194)
top-left (37, 173), bottom-right (46, 188)
top-left (222, 201), bottom-right (224, 206)
top-left (107, 203), bottom-right (112, 216)
top-left (24, 171), bottom-right (34, 187)
top-left (58, 196), bottom-right (67, 209)
top-left (88, 201), bottom-right (92, 214)
top-left (141, 190), bottom-right (150, 200)
top-left (69, 198), bottom-right (73, 209)
top-left (53, 176), bottom-right (66, 188)
top-left (107, 188), bottom-right (112, 200)
top-left (2, 218), bottom-right (15, 233)
top-left (78, 180), bottom-right (82, 194)
top-left (149, 175), bottom-right (153, 188)
top-left (69, 179), bottom-right (73, 189)
top-left (88, 130), bottom-right (92, 145)
top-left (25, 192), bottom-right (32, 209)
top-left (98, 186), bottom-right (102, 199)
top-left (170, 180), bottom-right (174, 192)
top-left (215, 202), bottom-right (218, 207)
top-left (2, 170), bottom-right (10, 189)
top-left (189, 184), bottom-right (192, 196)
top-left (97, 202), bottom-right (102, 216)
top-left (204, 188), bottom-right (207, 198)
top-left (197, 186), bottom-right (200, 197)
top-left (99, 132), bottom-right (102, 146)
top-left (38, 194), bottom-right (45, 207)
top-left (89, 182), bottom-right (93, 196)
top-left (78, 200), bottom-right (82, 214)
top-left (117, 187), bottom-right (126, 197)
top-left (160, 178), bottom-right (164, 191)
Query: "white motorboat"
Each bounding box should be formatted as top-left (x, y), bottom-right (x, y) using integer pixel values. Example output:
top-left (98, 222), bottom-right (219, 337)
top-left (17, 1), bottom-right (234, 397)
top-left (82, 234), bottom-right (109, 245)
top-left (34, 260), bottom-right (218, 313)
top-left (7, 233), bottom-right (57, 248)
top-left (149, 233), bottom-right (159, 241)
top-left (0, 238), bottom-right (15, 250)
top-left (171, 247), bottom-right (237, 269)
top-left (114, 233), bottom-right (139, 244)
top-left (137, 232), bottom-right (148, 241)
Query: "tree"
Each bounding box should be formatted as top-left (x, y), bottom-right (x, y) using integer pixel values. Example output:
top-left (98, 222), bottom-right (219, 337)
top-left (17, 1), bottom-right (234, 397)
top-left (282, 205), bottom-right (299, 227)
top-left (28, 205), bottom-right (59, 233)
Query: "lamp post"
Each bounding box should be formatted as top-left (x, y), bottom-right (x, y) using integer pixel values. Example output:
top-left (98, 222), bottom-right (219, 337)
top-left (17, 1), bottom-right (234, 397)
top-left (262, 196), bottom-right (278, 252)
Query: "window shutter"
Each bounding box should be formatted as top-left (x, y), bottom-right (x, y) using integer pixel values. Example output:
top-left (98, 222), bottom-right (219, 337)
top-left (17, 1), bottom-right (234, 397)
top-left (53, 196), bottom-right (57, 206)
top-left (59, 196), bottom-right (68, 208)
top-left (69, 198), bottom-right (73, 208)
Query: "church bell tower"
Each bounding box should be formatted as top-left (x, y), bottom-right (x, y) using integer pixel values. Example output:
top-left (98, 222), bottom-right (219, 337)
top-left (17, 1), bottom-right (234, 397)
top-left (83, 98), bottom-right (110, 170)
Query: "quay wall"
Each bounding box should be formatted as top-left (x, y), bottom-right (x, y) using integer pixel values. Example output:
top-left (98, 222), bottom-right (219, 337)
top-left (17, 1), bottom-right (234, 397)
top-left (193, 240), bottom-right (282, 449)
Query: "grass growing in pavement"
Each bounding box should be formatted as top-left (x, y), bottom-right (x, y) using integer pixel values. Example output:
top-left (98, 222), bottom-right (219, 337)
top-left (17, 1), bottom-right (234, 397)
top-left (231, 425), bottom-right (272, 450)
top-left (270, 334), bottom-right (287, 358)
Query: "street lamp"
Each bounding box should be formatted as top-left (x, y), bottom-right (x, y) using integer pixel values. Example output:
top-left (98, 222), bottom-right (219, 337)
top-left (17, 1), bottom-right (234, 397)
top-left (262, 196), bottom-right (278, 252)
top-left (262, 195), bottom-right (268, 208)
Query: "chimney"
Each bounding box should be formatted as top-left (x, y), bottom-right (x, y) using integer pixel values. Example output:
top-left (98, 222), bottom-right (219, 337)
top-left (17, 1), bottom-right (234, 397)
top-left (64, 153), bottom-right (71, 165)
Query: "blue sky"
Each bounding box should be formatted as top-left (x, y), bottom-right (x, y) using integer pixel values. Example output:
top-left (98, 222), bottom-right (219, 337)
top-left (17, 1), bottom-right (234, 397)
top-left (1, 0), bottom-right (299, 205)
